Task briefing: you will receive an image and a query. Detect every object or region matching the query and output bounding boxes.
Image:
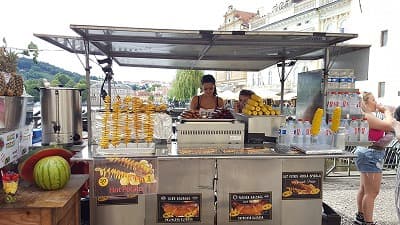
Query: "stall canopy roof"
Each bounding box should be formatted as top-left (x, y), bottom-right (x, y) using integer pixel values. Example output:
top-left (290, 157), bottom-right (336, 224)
top-left (34, 24), bottom-right (360, 71)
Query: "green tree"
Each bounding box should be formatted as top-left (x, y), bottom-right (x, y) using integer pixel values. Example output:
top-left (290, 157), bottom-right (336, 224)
top-left (65, 80), bottom-right (76, 88)
top-left (24, 79), bottom-right (41, 102)
top-left (53, 73), bottom-right (72, 86)
top-left (74, 79), bottom-right (87, 103)
top-left (50, 79), bottom-right (61, 87)
top-left (168, 70), bottom-right (203, 102)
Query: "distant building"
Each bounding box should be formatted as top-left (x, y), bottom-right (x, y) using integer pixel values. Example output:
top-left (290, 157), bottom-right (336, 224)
top-left (134, 90), bottom-right (151, 102)
top-left (90, 82), bottom-right (134, 106)
top-left (154, 86), bottom-right (169, 103)
top-left (245, 0), bottom-right (352, 97)
top-left (216, 5), bottom-right (258, 93)
top-left (246, 0), bottom-right (400, 103)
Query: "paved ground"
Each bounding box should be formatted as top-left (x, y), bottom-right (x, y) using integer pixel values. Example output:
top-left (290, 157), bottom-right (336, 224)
top-left (323, 171), bottom-right (398, 225)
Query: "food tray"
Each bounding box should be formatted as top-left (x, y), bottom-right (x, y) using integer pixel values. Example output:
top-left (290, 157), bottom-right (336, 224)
top-left (235, 113), bottom-right (284, 118)
top-left (180, 118), bottom-right (236, 123)
top-left (95, 142), bottom-right (156, 156)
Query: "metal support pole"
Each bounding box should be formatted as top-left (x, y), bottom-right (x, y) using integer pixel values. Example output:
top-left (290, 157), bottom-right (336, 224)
top-left (107, 75), bottom-right (112, 105)
top-left (280, 60), bottom-right (286, 113)
top-left (323, 48), bottom-right (330, 121)
top-left (84, 40), bottom-right (93, 147)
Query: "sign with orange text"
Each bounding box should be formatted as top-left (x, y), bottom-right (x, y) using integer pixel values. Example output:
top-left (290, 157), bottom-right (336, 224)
top-left (94, 157), bottom-right (158, 196)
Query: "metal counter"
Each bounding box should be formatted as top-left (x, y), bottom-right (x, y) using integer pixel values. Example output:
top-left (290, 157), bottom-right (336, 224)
top-left (71, 144), bottom-right (354, 225)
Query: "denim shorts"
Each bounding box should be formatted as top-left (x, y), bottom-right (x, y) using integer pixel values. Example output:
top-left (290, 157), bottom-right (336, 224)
top-left (354, 146), bottom-right (385, 173)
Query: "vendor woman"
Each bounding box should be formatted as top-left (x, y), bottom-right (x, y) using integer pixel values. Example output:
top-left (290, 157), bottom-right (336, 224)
top-left (190, 74), bottom-right (223, 113)
top-left (235, 89), bottom-right (255, 113)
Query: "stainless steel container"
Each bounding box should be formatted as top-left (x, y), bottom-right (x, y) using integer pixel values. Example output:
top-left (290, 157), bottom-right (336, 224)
top-left (233, 113), bottom-right (286, 143)
top-left (40, 87), bottom-right (82, 145)
top-left (0, 96), bottom-right (33, 132)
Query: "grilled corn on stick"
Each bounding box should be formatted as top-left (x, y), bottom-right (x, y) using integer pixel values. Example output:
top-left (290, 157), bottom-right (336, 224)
top-left (331, 107), bottom-right (341, 133)
top-left (311, 108), bottom-right (324, 136)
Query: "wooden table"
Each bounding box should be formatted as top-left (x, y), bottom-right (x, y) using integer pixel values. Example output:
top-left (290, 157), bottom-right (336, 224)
top-left (0, 174), bottom-right (88, 225)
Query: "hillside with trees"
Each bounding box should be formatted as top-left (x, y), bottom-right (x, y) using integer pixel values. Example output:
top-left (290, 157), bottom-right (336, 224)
top-left (18, 57), bottom-right (99, 102)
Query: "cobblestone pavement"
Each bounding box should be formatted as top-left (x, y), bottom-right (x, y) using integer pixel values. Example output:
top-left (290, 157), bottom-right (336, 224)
top-left (323, 172), bottom-right (398, 225)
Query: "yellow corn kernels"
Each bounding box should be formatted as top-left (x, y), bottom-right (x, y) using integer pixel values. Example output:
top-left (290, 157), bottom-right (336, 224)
top-left (246, 99), bottom-right (259, 107)
top-left (311, 108), bottom-right (324, 136)
top-left (250, 94), bottom-right (262, 103)
top-left (331, 107), bottom-right (341, 133)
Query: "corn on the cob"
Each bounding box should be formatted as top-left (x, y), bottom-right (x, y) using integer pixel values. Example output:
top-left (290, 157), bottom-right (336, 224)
top-left (246, 99), bottom-right (259, 107)
top-left (244, 104), bottom-right (255, 111)
top-left (331, 107), bottom-right (341, 133)
top-left (241, 104), bottom-right (284, 116)
top-left (250, 94), bottom-right (262, 103)
top-left (242, 108), bottom-right (252, 115)
top-left (311, 108), bottom-right (324, 136)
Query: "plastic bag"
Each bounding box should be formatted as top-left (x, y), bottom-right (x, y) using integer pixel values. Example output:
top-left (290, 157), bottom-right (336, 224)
top-left (373, 132), bottom-right (394, 149)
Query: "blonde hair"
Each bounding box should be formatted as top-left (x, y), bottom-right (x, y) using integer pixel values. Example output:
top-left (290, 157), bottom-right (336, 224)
top-left (361, 91), bottom-right (373, 113)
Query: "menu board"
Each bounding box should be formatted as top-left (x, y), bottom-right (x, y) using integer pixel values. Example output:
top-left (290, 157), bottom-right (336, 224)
top-left (157, 193), bottom-right (201, 223)
top-left (94, 157), bottom-right (158, 196)
top-left (229, 192), bottom-right (272, 222)
top-left (282, 171), bottom-right (322, 200)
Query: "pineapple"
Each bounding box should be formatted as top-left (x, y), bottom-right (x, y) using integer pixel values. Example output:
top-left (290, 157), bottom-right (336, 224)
top-left (1, 45), bottom-right (24, 96)
top-left (6, 73), bottom-right (24, 96)
top-left (0, 47), bottom-right (17, 73)
top-left (0, 72), bottom-right (6, 95)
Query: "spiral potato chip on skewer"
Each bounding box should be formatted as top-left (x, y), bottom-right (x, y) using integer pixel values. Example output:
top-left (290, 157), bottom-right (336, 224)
top-left (123, 96), bottom-right (132, 147)
top-left (100, 96), bottom-right (111, 149)
top-left (144, 103), bottom-right (155, 143)
top-left (132, 97), bottom-right (143, 143)
top-left (111, 96), bottom-right (122, 147)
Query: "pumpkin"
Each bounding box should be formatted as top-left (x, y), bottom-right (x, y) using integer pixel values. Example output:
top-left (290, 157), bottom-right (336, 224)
top-left (33, 156), bottom-right (71, 190)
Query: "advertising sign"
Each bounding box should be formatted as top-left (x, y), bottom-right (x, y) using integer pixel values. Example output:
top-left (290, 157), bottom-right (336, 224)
top-left (282, 171), bottom-right (322, 200)
top-left (157, 193), bottom-right (201, 223)
top-left (229, 192), bottom-right (272, 222)
top-left (94, 157), bottom-right (158, 196)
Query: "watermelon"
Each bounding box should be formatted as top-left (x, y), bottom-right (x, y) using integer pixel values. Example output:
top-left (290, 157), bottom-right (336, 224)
top-left (33, 156), bottom-right (71, 190)
top-left (18, 148), bottom-right (73, 183)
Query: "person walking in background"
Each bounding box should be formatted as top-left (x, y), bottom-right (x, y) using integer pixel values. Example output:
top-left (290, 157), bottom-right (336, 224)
top-left (354, 92), bottom-right (396, 225)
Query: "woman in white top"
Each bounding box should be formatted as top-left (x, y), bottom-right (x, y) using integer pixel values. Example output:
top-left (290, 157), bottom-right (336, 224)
top-left (190, 74), bottom-right (223, 114)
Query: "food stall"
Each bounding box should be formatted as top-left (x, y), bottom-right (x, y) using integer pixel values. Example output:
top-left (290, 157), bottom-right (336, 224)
top-left (34, 25), bottom-right (369, 225)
